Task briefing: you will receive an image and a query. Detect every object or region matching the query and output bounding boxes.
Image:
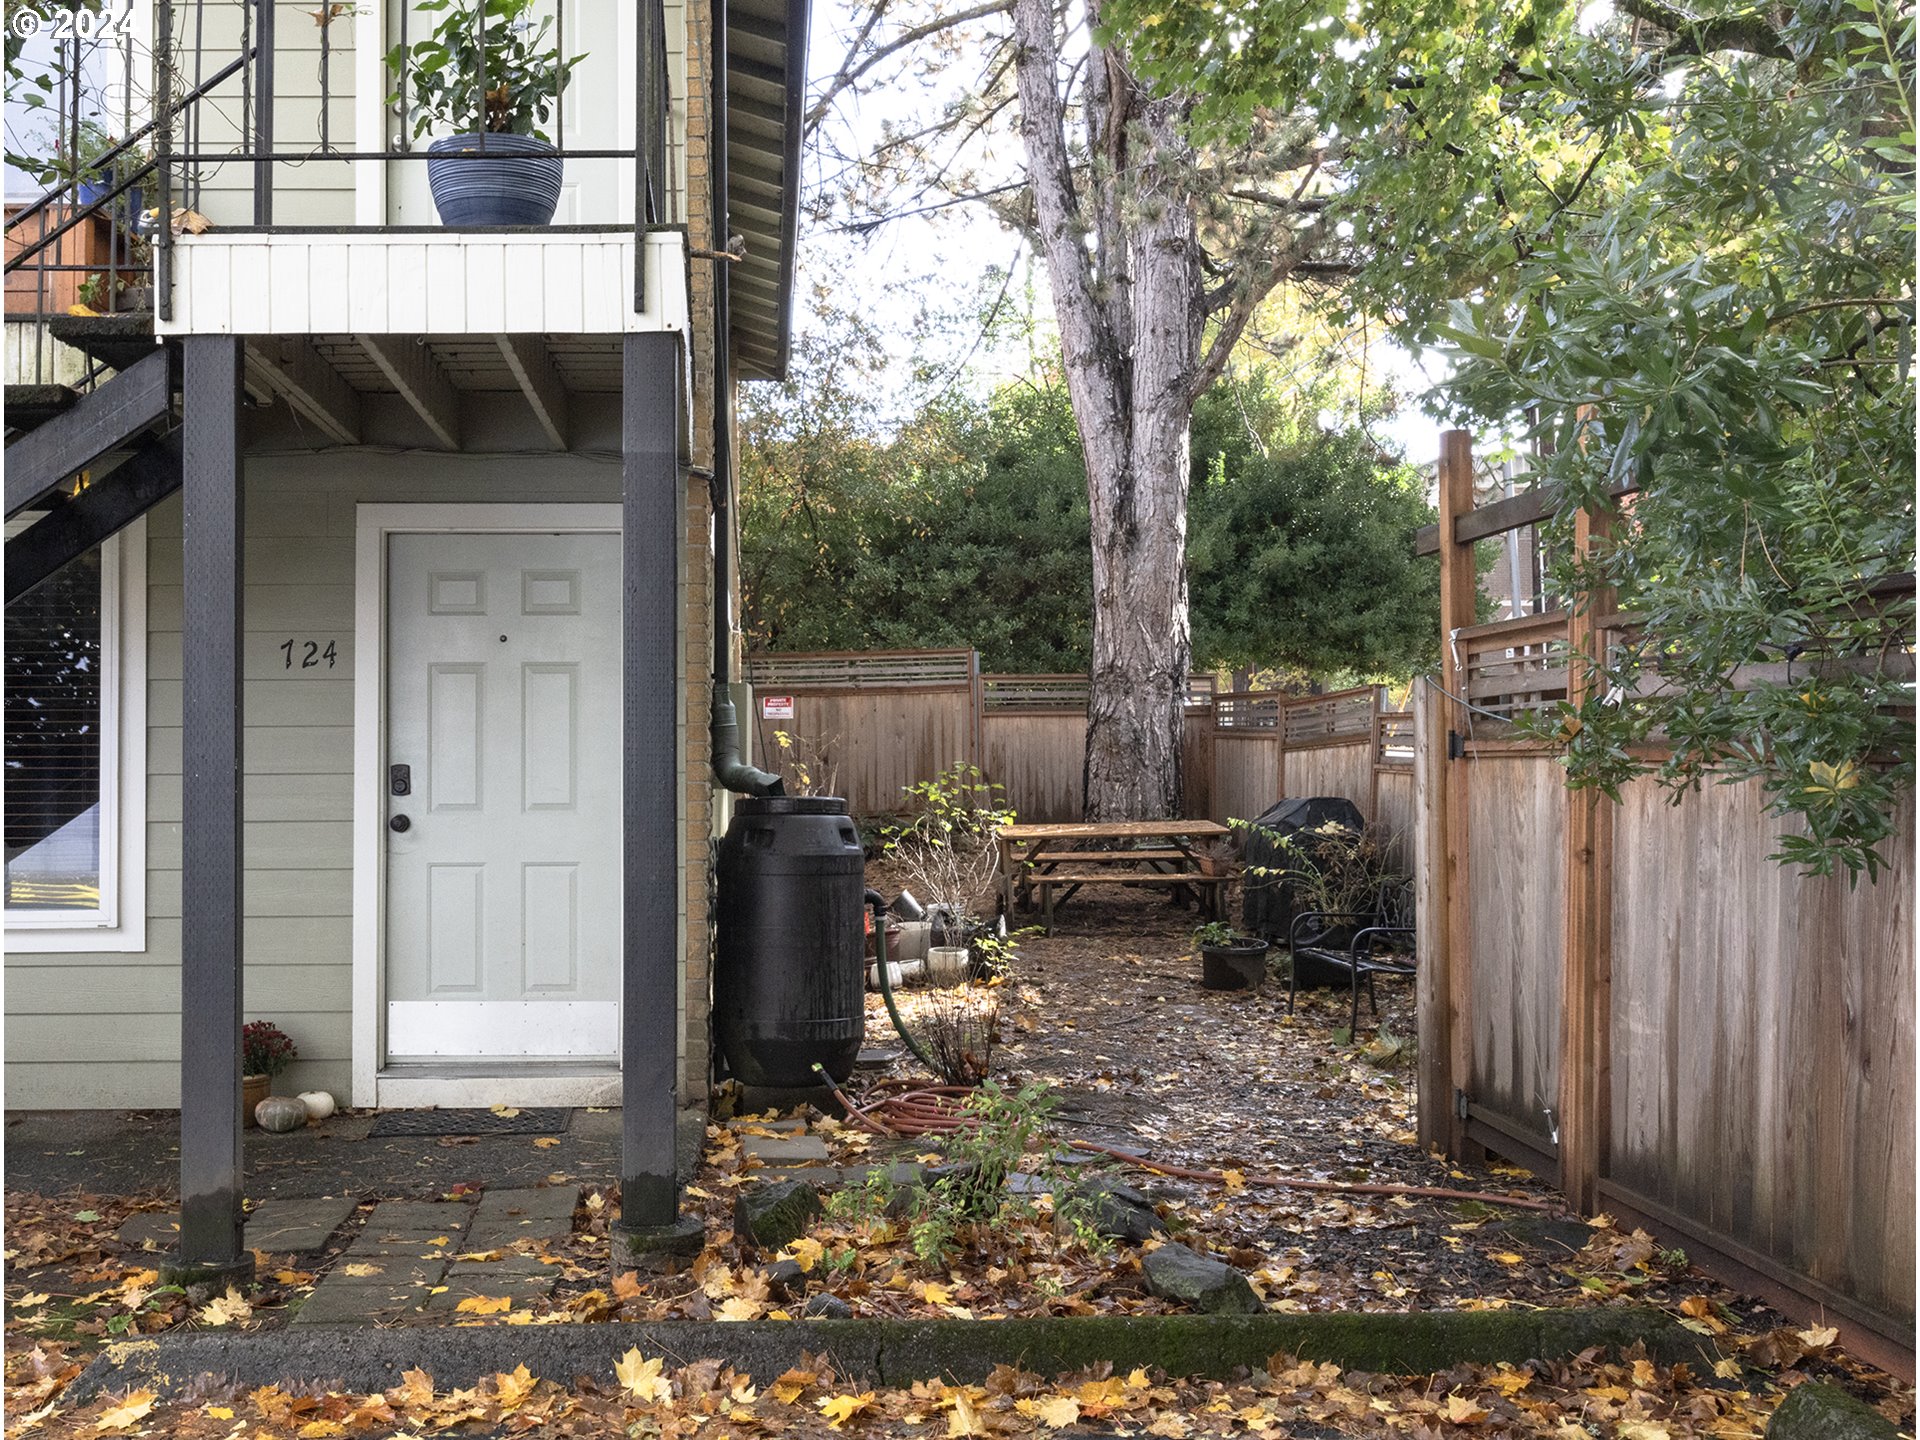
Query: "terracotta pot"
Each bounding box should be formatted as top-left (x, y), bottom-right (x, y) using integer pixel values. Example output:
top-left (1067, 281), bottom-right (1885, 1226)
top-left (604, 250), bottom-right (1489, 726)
top-left (243, 1073), bottom-right (269, 1127)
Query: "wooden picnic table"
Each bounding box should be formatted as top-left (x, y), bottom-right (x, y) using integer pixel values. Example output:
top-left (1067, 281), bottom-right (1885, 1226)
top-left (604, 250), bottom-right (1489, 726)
top-left (997, 819), bottom-right (1233, 932)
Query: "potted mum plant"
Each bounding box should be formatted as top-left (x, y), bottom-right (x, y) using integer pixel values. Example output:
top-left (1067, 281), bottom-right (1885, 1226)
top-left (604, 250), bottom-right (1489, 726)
top-left (241, 1021), bottom-right (297, 1128)
top-left (385, 0), bottom-right (587, 227)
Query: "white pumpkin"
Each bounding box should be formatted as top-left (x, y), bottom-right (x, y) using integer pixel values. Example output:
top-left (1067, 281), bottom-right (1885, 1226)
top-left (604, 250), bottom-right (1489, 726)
top-left (296, 1090), bottom-right (336, 1121)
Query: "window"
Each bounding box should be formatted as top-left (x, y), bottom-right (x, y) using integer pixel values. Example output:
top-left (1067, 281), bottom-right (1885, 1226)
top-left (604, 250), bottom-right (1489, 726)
top-left (4, 524), bottom-right (146, 949)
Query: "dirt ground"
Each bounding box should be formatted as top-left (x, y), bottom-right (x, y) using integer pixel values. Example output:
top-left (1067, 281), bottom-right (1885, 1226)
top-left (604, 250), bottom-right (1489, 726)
top-left (4, 877), bottom-right (1913, 1437)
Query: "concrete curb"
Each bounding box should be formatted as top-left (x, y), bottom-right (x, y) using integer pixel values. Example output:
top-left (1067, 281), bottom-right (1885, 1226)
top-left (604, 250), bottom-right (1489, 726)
top-left (70, 1306), bottom-right (1714, 1401)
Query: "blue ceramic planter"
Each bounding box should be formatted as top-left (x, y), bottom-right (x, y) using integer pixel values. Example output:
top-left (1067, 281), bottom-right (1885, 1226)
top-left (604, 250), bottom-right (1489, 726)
top-left (426, 133), bottom-right (563, 226)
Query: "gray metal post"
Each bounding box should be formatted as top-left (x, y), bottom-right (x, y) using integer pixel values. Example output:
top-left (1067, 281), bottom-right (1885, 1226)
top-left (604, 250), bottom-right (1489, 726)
top-left (167, 335), bottom-right (254, 1293)
top-left (614, 331), bottom-right (702, 1262)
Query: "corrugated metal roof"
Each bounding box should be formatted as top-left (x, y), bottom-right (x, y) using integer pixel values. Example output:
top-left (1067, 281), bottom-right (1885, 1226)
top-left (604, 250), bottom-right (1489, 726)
top-left (725, 0), bottom-right (808, 381)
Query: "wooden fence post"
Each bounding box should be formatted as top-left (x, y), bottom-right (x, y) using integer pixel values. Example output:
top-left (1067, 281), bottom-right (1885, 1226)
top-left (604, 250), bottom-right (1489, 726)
top-left (1557, 507), bottom-right (1615, 1212)
top-left (1437, 430), bottom-right (1479, 1159)
top-left (1367, 686), bottom-right (1383, 821)
top-left (1412, 678), bottom-right (1454, 1152)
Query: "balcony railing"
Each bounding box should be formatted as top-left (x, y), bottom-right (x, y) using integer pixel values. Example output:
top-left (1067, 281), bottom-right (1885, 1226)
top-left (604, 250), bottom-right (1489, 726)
top-left (4, 0), bottom-right (677, 363)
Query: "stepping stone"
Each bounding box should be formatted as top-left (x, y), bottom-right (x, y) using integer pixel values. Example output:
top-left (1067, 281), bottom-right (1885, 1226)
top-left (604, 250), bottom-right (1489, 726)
top-left (358, 1201), bottom-right (473, 1240)
top-left (117, 1214), bottom-right (179, 1249)
top-left (422, 1273), bottom-right (554, 1312)
top-left (443, 1253), bottom-right (555, 1279)
top-left (291, 1280), bottom-right (430, 1327)
top-left (1142, 1243), bottom-right (1261, 1315)
top-left (326, 1254), bottom-right (449, 1287)
top-left (742, 1134), bottom-right (830, 1164)
top-left (465, 1186), bottom-right (578, 1246)
top-left (754, 1166), bottom-right (852, 1188)
top-left (731, 1117), bottom-right (808, 1133)
top-left (735, 1180), bottom-right (824, 1249)
top-left (245, 1198), bottom-right (356, 1254)
top-left (854, 1048), bottom-right (899, 1070)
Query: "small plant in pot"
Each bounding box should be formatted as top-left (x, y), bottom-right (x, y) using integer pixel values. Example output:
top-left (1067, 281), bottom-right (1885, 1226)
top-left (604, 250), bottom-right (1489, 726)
top-left (240, 1020), bottom-right (297, 1128)
top-left (385, 0), bottom-right (587, 227)
top-left (1193, 921), bottom-right (1270, 992)
top-left (886, 764), bottom-right (1013, 988)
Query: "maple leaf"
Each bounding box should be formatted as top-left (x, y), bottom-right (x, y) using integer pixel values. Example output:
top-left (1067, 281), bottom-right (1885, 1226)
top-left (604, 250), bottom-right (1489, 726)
top-left (717, 1296), bottom-right (765, 1321)
top-left (494, 1364), bottom-right (537, 1410)
top-left (917, 1280), bottom-right (954, 1306)
top-left (533, 1137), bottom-right (560, 1149)
top-left (947, 1389), bottom-right (988, 1437)
top-left (772, 1368), bottom-right (817, 1404)
top-left (339, 1262), bottom-right (381, 1278)
top-left (818, 1391), bottom-right (876, 1428)
top-left (1443, 1393), bottom-right (1490, 1424)
top-left (1033, 1394), bottom-right (1081, 1428)
top-left (1488, 1368), bottom-right (1532, 1397)
top-left (197, 1288), bottom-right (252, 1326)
top-left (204, 1405), bottom-right (235, 1420)
top-left (1146, 1414), bottom-right (1191, 1438)
top-left (1797, 1325), bottom-right (1839, 1350)
top-left (788, 1237), bottom-right (825, 1273)
top-left (612, 1270), bottom-right (644, 1301)
top-left (273, 1269), bottom-right (316, 1286)
top-left (491, 1105), bottom-right (522, 1117)
top-left (1618, 1425), bottom-right (1671, 1440)
top-left (297, 1421), bottom-right (346, 1438)
top-left (615, 1347), bottom-right (673, 1403)
top-left (454, 1295), bottom-right (513, 1314)
top-left (15, 1292), bottom-right (50, 1306)
top-left (1490, 1252), bottom-right (1525, 1266)
top-left (95, 1389), bottom-right (157, 1431)
top-left (1221, 1169), bottom-right (1247, 1193)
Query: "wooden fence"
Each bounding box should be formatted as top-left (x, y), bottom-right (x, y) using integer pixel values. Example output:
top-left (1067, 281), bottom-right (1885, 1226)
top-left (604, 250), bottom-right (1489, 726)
top-left (1416, 430), bottom-right (1916, 1375)
top-left (740, 650), bottom-right (1410, 833)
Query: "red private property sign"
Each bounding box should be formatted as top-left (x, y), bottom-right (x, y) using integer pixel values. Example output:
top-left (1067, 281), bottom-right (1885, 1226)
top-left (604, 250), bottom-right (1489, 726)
top-left (760, 694), bottom-right (795, 720)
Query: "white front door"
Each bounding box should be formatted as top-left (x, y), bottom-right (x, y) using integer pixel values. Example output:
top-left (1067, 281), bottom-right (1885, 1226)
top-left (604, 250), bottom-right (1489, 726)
top-left (383, 531), bottom-right (622, 1065)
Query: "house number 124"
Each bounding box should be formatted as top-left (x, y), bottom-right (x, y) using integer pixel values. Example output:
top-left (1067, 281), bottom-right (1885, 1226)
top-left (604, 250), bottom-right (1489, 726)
top-left (279, 639), bottom-right (339, 670)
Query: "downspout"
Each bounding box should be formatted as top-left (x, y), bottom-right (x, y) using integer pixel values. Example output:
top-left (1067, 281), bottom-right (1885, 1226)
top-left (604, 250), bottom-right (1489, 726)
top-left (708, 0), bottom-right (784, 798)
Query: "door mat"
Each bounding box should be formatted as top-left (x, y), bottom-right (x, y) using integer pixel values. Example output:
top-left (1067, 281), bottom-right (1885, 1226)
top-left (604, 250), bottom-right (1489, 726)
top-left (368, 1108), bottom-right (571, 1138)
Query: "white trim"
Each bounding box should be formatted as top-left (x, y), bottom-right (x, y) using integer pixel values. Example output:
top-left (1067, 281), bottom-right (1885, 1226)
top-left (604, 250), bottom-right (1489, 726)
top-left (352, 502), bottom-right (622, 1110)
top-left (4, 520), bottom-right (148, 952)
top-left (354, 0), bottom-right (387, 226)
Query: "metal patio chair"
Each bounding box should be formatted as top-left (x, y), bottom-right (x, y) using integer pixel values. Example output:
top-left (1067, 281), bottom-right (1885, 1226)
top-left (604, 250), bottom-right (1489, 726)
top-left (1286, 877), bottom-right (1417, 1035)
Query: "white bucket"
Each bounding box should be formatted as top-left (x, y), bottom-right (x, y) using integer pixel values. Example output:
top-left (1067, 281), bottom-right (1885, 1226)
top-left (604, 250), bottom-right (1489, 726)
top-left (896, 920), bottom-right (933, 962)
top-left (867, 958), bottom-right (927, 990)
top-left (927, 945), bottom-right (969, 985)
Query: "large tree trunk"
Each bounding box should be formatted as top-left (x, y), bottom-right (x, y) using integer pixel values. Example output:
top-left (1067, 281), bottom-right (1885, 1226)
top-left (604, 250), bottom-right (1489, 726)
top-left (1013, 0), bottom-right (1198, 819)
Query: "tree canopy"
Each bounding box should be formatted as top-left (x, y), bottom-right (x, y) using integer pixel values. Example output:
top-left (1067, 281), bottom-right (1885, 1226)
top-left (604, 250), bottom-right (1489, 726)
top-left (739, 332), bottom-right (1440, 681)
top-left (1108, 0), bottom-right (1915, 876)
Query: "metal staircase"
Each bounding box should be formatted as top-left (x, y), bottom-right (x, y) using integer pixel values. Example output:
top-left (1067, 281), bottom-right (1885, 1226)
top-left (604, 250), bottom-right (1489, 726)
top-left (5, 320), bottom-right (182, 604)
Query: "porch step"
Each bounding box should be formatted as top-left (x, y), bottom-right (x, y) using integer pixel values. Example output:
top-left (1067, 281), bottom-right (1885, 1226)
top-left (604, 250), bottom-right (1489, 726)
top-left (3, 383), bottom-right (79, 436)
top-left (46, 310), bottom-right (161, 373)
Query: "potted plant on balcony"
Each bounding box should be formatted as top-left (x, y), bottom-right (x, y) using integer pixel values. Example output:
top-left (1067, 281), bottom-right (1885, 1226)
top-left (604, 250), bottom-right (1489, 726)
top-left (241, 1021), bottom-right (297, 1129)
top-left (386, 0), bottom-right (587, 227)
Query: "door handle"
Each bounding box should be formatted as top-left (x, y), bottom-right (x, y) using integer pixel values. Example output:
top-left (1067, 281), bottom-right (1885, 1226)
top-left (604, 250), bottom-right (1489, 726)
top-left (389, 814), bottom-right (412, 833)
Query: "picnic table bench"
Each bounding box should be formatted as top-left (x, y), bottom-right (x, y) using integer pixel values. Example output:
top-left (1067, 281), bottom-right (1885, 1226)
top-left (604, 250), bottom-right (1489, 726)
top-left (997, 820), bottom-right (1233, 933)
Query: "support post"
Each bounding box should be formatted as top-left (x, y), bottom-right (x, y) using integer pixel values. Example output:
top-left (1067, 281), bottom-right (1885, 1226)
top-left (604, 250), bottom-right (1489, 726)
top-left (1436, 430), bottom-right (1479, 1160)
top-left (615, 332), bottom-right (702, 1262)
top-left (167, 335), bottom-right (252, 1293)
top-left (1557, 506), bottom-right (1615, 1211)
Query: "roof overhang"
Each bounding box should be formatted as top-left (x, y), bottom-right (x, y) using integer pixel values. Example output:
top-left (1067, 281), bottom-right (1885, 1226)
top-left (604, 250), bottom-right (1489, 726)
top-left (725, 0), bottom-right (809, 382)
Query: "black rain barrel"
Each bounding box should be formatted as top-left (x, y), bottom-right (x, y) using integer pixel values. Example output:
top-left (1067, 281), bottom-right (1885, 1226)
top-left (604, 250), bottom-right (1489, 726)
top-left (715, 795), bottom-right (867, 1088)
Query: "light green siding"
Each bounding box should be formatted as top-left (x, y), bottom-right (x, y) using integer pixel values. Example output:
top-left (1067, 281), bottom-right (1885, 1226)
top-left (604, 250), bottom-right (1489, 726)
top-left (5, 446), bottom-right (631, 1108)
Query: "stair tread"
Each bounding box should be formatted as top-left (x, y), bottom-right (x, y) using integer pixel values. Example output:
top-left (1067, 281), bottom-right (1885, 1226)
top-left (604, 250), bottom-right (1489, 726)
top-left (3, 384), bottom-right (81, 435)
top-left (45, 311), bottom-right (161, 373)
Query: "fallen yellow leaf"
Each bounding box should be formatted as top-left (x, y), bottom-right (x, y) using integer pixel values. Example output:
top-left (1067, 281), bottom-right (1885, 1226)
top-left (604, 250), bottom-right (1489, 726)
top-left (339, 1263), bottom-right (381, 1278)
top-left (772, 1368), bottom-right (817, 1404)
top-left (1797, 1324), bottom-right (1839, 1350)
top-left (197, 1288), bottom-right (252, 1326)
top-left (297, 1421), bottom-right (345, 1438)
top-left (15, 1292), bottom-right (49, 1306)
top-left (788, 1237), bottom-right (825, 1273)
top-left (947, 1388), bottom-right (988, 1437)
top-left (1034, 1394), bottom-right (1081, 1428)
top-left (1443, 1393), bottom-right (1489, 1424)
top-left (95, 1390), bottom-right (157, 1431)
top-left (533, 1137), bottom-right (560, 1149)
top-left (491, 1105), bottom-right (522, 1117)
top-left (454, 1295), bottom-right (513, 1315)
top-left (819, 1392), bottom-right (876, 1428)
top-left (717, 1295), bottom-right (764, 1321)
top-left (1221, 1169), bottom-right (1247, 1193)
top-left (204, 1405), bottom-right (235, 1420)
top-left (615, 1347), bottom-right (672, 1403)
top-left (1490, 1251), bottom-right (1525, 1266)
top-left (494, 1363), bottom-right (537, 1409)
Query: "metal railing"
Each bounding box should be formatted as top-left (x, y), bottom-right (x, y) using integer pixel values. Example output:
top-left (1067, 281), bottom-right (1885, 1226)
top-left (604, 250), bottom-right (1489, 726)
top-left (5, 0), bottom-right (676, 375)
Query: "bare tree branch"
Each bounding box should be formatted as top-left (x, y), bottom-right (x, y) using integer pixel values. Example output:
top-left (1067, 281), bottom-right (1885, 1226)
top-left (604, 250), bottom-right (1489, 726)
top-left (1612, 0), bottom-right (1790, 59)
top-left (805, 0), bottom-right (1017, 138)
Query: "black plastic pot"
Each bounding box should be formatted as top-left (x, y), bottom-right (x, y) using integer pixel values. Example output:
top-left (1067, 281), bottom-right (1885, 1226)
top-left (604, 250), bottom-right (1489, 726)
top-left (1199, 937), bottom-right (1271, 991)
